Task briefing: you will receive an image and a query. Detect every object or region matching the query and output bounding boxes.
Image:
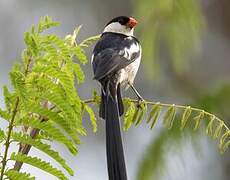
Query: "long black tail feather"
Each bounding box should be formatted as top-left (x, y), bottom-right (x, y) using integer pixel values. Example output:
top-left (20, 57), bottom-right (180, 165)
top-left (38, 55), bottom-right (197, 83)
top-left (103, 83), bottom-right (127, 180)
top-left (100, 83), bottom-right (124, 119)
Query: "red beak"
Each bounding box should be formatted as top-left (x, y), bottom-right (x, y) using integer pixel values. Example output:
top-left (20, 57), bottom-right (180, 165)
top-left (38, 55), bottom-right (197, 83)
top-left (127, 17), bottom-right (138, 28)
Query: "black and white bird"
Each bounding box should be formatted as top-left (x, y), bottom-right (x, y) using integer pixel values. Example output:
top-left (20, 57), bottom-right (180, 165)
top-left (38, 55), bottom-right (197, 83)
top-left (91, 16), bottom-right (142, 180)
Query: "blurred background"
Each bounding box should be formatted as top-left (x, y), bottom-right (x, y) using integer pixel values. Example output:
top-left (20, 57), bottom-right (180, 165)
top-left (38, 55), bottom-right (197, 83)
top-left (0, 0), bottom-right (229, 179)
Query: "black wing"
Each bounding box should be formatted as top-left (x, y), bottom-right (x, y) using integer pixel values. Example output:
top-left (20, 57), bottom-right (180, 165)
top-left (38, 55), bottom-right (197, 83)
top-left (92, 48), bottom-right (139, 81)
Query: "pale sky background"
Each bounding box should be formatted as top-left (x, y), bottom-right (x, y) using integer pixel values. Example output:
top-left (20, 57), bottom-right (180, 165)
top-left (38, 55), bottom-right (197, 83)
top-left (0, 0), bottom-right (229, 180)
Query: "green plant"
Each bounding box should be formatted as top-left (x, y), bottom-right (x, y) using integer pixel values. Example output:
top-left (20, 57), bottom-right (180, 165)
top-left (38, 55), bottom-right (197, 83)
top-left (135, 0), bottom-right (204, 77)
top-left (0, 16), bottom-right (229, 179)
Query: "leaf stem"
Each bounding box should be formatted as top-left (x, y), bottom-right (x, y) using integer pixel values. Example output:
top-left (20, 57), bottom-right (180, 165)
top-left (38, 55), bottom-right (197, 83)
top-left (0, 97), bottom-right (19, 180)
top-left (83, 98), bottom-right (230, 132)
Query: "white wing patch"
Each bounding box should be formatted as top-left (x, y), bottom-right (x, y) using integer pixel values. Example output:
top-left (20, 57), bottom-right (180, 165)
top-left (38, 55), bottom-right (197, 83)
top-left (123, 42), bottom-right (140, 60)
top-left (119, 46), bottom-right (141, 87)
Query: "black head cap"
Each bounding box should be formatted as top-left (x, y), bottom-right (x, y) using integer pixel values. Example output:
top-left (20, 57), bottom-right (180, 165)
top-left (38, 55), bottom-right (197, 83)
top-left (106, 16), bottom-right (130, 26)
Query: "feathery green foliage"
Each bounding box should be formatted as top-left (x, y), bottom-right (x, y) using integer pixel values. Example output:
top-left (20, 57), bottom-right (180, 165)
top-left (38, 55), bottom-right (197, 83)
top-left (135, 0), bottom-right (204, 77)
top-left (5, 170), bottom-right (35, 180)
top-left (111, 96), bottom-right (230, 153)
top-left (10, 153), bottom-right (67, 180)
top-left (83, 103), bottom-right (97, 133)
top-left (135, 85), bottom-right (230, 180)
top-left (0, 16), bottom-right (99, 180)
top-left (0, 129), bottom-right (4, 143)
top-left (0, 15), bottom-right (229, 180)
top-left (11, 132), bottom-right (73, 175)
top-left (91, 92), bottom-right (229, 153)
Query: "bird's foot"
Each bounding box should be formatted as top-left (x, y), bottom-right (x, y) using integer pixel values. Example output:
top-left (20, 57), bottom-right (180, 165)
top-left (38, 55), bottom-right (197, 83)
top-left (137, 96), bottom-right (145, 108)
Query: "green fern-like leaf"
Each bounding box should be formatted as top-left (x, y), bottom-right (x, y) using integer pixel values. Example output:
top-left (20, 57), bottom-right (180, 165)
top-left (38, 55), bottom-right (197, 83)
top-left (16, 118), bottom-right (77, 155)
top-left (28, 103), bottom-right (81, 144)
top-left (38, 90), bottom-right (85, 136)
top-left (10, 71), bottom-right (27, 100)
top-left (0, 108), bottom-right (10, 121)
top-left (33, 65), bottom-right (82, 107)
top-left (206, 115), bottom-right (215, 137)
top-left (5, 170), bottom-right (35, 180)
top-left (121, 99), bottom-right (230, 153)
top-left (219, 131), bottom-right (230, 153)
top-left (73, 63), bottom-right (85, 84)
top-left (163, 105), bottom-right (176, 129)
top-left (37, 16), bottom-right (59, 33)
top-left (83, 103), bottom-right (97, 133)
top-left (147, 103), bottom-right (162, 129)
top-left (31, 76), bottom-right (85, 136)
top-left (181, 106), bottom-right (192, 129)
top-left (213, 122), bottom-right (224, 139)
top-left (73, 46), bottom-right (88, 64)
top-left (124, 101), bottom-right (136, 131)
top-left (193, 110), bottom-right (205, 130)
top-left (11, 132), bottom-right (73, 175)
top-left (0, 128), bottom-right (5, 143)
top-left (3, 85), bottom-right (15, 111)
top-left (135, 103), bottom-right (147, 126)
top-left (10, 152), bottom-right (67, 180)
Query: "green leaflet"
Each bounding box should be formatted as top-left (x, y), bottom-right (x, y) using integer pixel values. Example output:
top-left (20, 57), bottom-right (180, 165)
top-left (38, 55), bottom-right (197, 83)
top-left (3, 85), bottom-right (14, 111)
top-left (163, 105), bottom-right (176, 129)
top-left (39, 91), bottom-right (85, 136)
top-left (24, 32), bottom-right (39, 56)
top-left (32, 76), bottom-right (85, 136)
top-left (79, 35), bottom-right (100, 48)
top-left (11, 132), bottom-right (73, 175)
top-left (84, 103), bottom-right (97, 133)
top-left (124, 101), bottom-right (136, 131)
top-left (73, 63), bottom-right (85, 84)
top-left (181, 106), bottom-right (192, 129)
top-left (214, 122), bottom-right (224, 139)
top-left (28, 103), bottom-right (81, 144)
top-left (135, 103), bottom-right (147, 126)
top-left (10, 71), bottom-right (27, 100)
top-left (219, 131), bottom-right (230, 153)
top-left (0, 15), bottom-right (100, 179)
top-left (147, 103), bottom-right (162, 129)
top-left (73, 46), bottom-right (88, 64)
top-left (132, 107), bottom-right (140, 124)
top-left (193, 110), bottom-right (204, 130)
top-left (37, 16), bottom-right (60, 33)
top-left (0, 129), bottom-right (5, 143)
top-left (0, 108), bottom-right (10, 121)
top-left (10, 152), bottom-right (67, 180)
top-left (206, 115), bottom-right (215, 137)
top-left (34, 65), bottom-right (82, 113)
top-left (5, 170), bottom-right (35, 180)
top-left (147, 103), bottom-right (160, 123)
top-left (16, 118), bottom-right (77, 155)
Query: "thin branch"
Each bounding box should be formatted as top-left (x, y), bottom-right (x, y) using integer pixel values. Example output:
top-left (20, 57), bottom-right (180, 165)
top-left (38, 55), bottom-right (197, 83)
top-left (0, 97), bottom-right (19, 180)
top-left (13, 59), bottom-right (65, 171)
top-left (83, 98), bottom-right (230, 132)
